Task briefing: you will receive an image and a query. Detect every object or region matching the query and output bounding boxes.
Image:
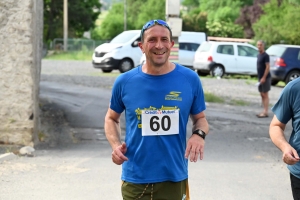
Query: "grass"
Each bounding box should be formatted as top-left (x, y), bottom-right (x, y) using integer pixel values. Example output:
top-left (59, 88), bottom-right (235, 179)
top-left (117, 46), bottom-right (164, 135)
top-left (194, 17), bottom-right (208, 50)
top-left (204, 91), bottom-right (252, 106)
top-left (204, 92), bottom-right (225, 103)
top-left (44, 50), bottom-right (93, 61)
top-left (229, 99), bottom-right (249, 106)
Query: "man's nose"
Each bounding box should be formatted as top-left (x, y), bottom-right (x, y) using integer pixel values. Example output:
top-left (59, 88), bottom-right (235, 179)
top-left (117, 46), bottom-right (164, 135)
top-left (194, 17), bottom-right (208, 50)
top-left (155, 40), bottom-right (163, 48)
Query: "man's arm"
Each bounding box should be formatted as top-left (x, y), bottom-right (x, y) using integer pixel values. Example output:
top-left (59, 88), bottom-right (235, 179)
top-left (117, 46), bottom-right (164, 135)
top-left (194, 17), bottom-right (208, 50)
top-left (260, 62), bottom-right (270, 83)
top-left (185, 111), bottom-right (209, 162)
top-left (104, 107), bottom-right (128, 165)
top-left (269, 115), bottom-right (299, 165)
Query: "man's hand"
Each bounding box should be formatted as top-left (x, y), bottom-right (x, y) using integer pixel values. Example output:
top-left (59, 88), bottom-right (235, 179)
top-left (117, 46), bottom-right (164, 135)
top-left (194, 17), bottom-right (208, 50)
top-left (112, 142), bottom-right (128, 165)
top-left (185, 134), bottom-right (205, 162)
top-left (260, 77), bottom-right (266, 84)
top-left (282, 146), bottom-right (300, 165)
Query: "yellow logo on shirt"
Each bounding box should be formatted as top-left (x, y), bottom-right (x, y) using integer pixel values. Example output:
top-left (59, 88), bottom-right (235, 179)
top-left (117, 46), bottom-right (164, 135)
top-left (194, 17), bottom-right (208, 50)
top-left (165, 91), bottom-right (182, 101)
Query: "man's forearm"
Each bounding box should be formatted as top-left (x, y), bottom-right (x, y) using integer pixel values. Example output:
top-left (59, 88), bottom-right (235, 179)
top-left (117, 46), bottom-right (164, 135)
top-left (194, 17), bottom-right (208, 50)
top-left (262, 64), bottom-right (270, 79)
top-left (270, 126), bottom-right (289, 152)
top-left (192, 117), bottom-right (209, 135)
top-left (105, 119), bottom-right (122, 150)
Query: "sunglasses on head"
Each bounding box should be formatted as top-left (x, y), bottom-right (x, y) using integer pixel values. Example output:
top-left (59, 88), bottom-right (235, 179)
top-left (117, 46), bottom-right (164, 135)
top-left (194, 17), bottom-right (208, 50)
top-left (140, 19), bottom-right (172, 39)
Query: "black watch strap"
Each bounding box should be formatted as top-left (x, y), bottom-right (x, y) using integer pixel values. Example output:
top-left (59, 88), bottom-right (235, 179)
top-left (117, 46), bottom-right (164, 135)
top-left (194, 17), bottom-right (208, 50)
top-left (192, 129), bottom-right (206, 140)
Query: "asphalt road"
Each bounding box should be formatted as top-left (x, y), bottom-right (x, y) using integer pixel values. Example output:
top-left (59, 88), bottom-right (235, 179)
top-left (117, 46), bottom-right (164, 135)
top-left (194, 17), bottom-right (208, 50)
top-left (0, 61), bottom-right (294, 200)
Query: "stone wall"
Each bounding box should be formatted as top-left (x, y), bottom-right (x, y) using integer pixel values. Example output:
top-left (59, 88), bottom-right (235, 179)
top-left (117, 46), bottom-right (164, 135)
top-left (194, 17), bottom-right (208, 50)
top-left (0, 0), bottom-right (43, 146)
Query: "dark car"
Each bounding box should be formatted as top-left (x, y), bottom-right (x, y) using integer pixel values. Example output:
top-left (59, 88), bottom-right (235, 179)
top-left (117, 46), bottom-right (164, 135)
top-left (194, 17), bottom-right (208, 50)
top-left (266, 44), bottom-right (300, 85)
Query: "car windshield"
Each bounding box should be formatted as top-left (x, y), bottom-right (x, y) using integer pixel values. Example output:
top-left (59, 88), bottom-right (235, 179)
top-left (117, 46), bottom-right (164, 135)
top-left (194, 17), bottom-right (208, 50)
top-left (197, 42), bottom-right (212, 52)
top-left (266, 45), bottom-right (286, 57)
top-left (110, 31), bottom-right (138, 44)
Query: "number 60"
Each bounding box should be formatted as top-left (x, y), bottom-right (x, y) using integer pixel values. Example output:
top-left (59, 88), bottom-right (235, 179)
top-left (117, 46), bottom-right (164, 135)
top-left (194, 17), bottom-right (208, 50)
top-left (150, 115), bottom-right (171, 131)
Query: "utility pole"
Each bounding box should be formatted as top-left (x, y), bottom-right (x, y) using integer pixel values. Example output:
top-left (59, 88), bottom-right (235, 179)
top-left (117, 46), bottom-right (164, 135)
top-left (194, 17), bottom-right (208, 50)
top-left (63, 0), bottom-right (68, 51)
top-left (166, 0), bottom-right (182, 64)
top-left (124, 0), bottom-right (127, 31)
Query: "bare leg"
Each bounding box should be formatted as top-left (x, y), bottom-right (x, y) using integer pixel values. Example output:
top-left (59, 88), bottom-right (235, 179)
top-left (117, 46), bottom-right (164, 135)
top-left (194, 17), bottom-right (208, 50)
top-left (260, 92), bottom-right (269, 115)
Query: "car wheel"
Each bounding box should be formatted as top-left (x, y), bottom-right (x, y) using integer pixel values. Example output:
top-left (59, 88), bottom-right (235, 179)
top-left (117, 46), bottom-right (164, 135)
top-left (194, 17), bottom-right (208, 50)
top-left (271, 80), bottom-right (279, 86)
top-left (285, 70), bottom-right (300, 85)
top-left (119, 59), bottom-right (133, 73)
top-left (210, 65), bottom-right (224, 77)
top-left (197, 70), bottom-right (208, 76)
top-left (102, 69), bottom-right (113, 73)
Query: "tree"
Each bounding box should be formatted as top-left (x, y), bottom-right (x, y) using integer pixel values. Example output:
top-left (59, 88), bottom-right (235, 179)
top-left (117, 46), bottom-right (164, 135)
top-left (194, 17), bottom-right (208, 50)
top-left (44, 0), bottom-right (101, 43)
top-left (96, 3), bottom-right (124, 40)
top-left (235, 0), bottom-right (270, 38)
top-left (197, 0), bottom-right (252, 37)
top-left (253, 0), bottom-right (300, 44)
top-left (95, 0), bottom-right (166, 40)
top-left (182, 9), bottom-right (208, 32)
top-left (134, 0), bottom-right (166, 29)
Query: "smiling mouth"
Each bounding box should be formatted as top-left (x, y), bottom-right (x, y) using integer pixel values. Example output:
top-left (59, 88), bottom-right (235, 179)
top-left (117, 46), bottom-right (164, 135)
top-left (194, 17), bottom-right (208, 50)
top-left (154, 51), bottom-right (165, 55)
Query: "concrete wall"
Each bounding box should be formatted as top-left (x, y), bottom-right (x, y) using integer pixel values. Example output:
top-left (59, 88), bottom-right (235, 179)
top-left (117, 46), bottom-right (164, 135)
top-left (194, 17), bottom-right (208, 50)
top-left (0, 0), bottom-right (43, 146)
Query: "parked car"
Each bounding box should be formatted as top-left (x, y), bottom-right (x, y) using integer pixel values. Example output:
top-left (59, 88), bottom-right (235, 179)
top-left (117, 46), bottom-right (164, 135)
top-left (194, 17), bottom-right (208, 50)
top-left (266, 44), bottom-right (300, 85)
top-left (139, 31), bottom-right (207, 68)
top-left (193, 41), bottom-right (258, 77)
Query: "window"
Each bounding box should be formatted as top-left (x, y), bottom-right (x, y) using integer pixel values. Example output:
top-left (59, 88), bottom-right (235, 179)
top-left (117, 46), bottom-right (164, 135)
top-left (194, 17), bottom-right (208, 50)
top-left (285, 48), bottom-right (300, 61)
top-left (197, 42), bottom-right (212, 52)
top-left (179, 43), bottom-right (200, 52)
top-left (266, 45), bottom-right (286, 57)
top-left (237, 45), bottom-right (258, 57)
top-left (217, 45), bottom-right (234, 55)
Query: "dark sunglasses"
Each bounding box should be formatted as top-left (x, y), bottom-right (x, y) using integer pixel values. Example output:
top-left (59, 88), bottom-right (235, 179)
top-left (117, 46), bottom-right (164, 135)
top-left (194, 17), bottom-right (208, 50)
top-left (140, 19), bottom-right (172, 39)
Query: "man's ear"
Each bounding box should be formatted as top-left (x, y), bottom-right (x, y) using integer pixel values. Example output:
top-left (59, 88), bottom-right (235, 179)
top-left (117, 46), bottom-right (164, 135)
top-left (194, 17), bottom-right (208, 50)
top-left (138, 42), bottom-right (144, 53)
top-left (170, 40), bottom-right (175, 48)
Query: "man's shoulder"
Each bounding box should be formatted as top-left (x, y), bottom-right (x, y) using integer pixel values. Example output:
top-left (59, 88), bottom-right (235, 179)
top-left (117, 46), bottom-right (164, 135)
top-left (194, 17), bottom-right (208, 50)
top-left (115, 67), bottom-right (140, 84)
top-left (286, 78), bottom-right (300, 91)
top-left (175, 63), bottom-right (197, 76)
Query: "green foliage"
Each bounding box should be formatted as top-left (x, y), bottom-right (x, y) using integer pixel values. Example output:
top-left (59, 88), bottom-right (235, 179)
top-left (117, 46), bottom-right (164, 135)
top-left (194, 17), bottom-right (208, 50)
top-left (97, 3), bottom-right (125, 40)
top-left (134, 0), bottom-right (166, 29)
top-left (93, 0), bottom-right (166, 40)
top-left (44, 0), bottom-right (101, 43)
top-left (253, 0), bottom-right (300, 45)
top-left (206, 20), bottom-right (243, 38)
top-left (182, 10), bottom-right (208, 32)
top-left (198, 0), bottom-right (246, 38)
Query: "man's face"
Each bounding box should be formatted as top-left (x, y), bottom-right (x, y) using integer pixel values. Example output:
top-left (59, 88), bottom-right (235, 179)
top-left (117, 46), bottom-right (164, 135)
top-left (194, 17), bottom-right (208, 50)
top-left (138, 25), bottom-right (174, 68)
top-left (257, 41), bottom-right (264, 52)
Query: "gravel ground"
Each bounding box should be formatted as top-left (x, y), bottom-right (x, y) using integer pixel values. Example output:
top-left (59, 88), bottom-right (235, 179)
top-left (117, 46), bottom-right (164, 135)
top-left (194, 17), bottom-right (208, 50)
top-left (41, 60), bottom-right (284, 108)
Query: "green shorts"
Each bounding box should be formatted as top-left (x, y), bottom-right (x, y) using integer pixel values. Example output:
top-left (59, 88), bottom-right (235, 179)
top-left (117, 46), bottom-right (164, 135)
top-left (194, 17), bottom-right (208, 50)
top-left (121, 179), bottom-right (190, 200)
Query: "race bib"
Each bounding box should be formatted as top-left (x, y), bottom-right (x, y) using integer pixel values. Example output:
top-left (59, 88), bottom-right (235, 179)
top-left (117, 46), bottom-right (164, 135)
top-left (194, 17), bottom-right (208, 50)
top-left (141, 109), bottom-right (179, 136)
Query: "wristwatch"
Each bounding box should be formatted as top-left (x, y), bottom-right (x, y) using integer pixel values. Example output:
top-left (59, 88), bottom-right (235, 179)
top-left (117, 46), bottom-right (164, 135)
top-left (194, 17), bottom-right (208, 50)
top-left (192, 129), bottom-right (206, 140)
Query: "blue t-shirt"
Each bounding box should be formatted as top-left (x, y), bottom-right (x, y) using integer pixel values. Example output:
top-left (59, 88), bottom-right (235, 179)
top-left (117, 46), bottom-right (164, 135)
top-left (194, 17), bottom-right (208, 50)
top-left (271, 78), bottom-right (300, 178)
top-left (110, 64), bottom-right (206, 184)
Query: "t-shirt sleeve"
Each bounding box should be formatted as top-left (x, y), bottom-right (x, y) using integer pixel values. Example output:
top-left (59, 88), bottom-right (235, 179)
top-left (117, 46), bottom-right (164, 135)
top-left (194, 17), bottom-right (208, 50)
top-left (110, 76), bottom-right (125, 114)
top-left (271, 85), bottom-right (293, 124)
top-left (190, 76), bottom-right (206, 115)
top-left (265, 53), bottom-right (270, 63)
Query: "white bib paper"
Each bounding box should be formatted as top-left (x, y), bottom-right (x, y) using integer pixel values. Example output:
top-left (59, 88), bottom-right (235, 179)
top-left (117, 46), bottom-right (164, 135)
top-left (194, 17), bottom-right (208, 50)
top-left (141, 109), bottom-right (179, 136)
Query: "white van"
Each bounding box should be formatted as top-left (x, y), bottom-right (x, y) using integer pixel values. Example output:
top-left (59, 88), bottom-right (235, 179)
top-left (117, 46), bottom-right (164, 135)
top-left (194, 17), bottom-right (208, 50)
top-left (92, 30), bottom-right (142, 73)
top-left (140, 31), bottom-right (207, 69)
top-left (92, 30), bottom-right (207, 73)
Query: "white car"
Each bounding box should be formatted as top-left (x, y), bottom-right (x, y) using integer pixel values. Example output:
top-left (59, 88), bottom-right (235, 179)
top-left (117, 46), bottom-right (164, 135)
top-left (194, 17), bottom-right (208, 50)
top-left (193, 41), bottom-right (258, 77)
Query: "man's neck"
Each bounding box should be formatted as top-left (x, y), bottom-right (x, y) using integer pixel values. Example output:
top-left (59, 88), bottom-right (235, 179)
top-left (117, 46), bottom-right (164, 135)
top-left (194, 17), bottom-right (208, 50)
top-left (142, 62), bottom-right (175, 75)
